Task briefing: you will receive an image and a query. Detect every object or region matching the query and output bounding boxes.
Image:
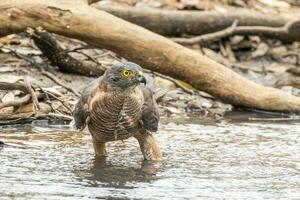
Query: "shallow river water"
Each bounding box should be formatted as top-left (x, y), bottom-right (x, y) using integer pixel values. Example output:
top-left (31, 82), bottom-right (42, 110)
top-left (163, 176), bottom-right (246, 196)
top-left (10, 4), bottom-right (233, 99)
top-left (0, 114), bottom-right (300, 200)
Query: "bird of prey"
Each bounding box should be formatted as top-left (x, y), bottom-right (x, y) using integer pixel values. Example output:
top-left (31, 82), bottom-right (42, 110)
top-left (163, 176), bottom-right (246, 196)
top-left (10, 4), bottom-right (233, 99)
top-left (73, 62), bottom-right (162, 160)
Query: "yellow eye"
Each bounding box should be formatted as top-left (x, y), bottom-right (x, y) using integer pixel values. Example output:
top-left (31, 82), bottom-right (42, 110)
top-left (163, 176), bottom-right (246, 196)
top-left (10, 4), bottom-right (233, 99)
top-left (122, 70), bottom-right (132, 77)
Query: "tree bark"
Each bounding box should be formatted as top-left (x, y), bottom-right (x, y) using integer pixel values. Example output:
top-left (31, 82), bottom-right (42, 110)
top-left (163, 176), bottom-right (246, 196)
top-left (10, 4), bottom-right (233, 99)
top-left (172, 19), bottom-right (300, 45)
top-left (1, 0), bottom-right (300, 112)
top-left (30, 29), bottom-right (105, 77)
top-left (95, 5), bottom-right (300, 42)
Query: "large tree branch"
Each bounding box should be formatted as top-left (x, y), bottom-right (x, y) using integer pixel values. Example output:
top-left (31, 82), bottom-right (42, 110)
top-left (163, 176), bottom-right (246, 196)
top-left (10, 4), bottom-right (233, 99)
top-left (172, 19), bottom-right (300, 45)
top-left (0, 0), bottom-right (300, 112)
top-left (28, 28), bottom-right (105, 77)
top-left (95, 5), bottom-right (300, 42)
top-left (0, 81), bottom-right (28, 92)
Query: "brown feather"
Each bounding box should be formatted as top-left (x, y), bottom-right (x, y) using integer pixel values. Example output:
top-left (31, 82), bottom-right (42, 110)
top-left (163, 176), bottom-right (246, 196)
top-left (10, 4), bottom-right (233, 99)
top-left (87, 82), bottom-right (144, 142)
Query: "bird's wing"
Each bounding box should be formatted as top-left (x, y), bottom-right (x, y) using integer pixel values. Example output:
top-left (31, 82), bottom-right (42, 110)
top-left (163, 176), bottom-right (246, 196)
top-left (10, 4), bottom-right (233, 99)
top-left (140, 85), bottom-right (160, 132)
top-left (73, 77), bottom-right (102, 130)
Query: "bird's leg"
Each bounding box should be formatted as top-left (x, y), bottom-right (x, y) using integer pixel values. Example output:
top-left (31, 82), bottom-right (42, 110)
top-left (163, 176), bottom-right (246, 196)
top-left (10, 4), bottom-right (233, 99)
top-left (135, 131), bottom-right (162, 161)
top-left (92, 139), bottom-right (107, 158)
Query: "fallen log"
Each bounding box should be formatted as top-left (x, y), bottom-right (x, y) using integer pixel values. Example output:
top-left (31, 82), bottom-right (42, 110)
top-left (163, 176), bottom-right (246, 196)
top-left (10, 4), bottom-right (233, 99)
top-left (172, 19), bottom-right (300, 45)
top-left (1, 0), bottom-right (300, 112)
top-left (29, 28), bottom-right (106, 77)
top-left (0, 81), bottom-right (28, 93)
top-left (96, 5), bottom-right (300, 42)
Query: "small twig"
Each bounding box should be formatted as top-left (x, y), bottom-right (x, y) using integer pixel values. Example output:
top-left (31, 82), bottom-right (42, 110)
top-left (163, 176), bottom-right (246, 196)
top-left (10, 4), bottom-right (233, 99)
top-left (249, 117), bottom-right (299, 121)
top-left (53, 109), bottom-right (67, 117)
top-left (23, 79), bottom-right (40, 111)
top-left (40, 88), bottom-right (56, 112)
top-left (224, 41), bottom-right (236, 62)
top-left (71, 48), bottom-right (116, 68)
top-left (40, 67), bottom-right (80, 97)
top-left (0, 46), bottom-right (28, 61)
top-left (144, 69), bottom-right (195, 94)
top-left (2, 42), bottom-right (80, 97)
top-left (172, 19), bottom-right (300, 45)
top-left (46, 112), bottom-right (73, 120)
top-left (0, 81), bottom-right (44, 110)
top-left (44, 91), bottom-right (73, 114)
top-left (233, 19), bottom-right (300, 37)
top-left (65, 45), bottom-right (94, 53)
top-left (172, 20), bottom-right (238, 45)
top-left (74, 51), bottom-right (110, 70)
top-left (0, 81), bottom-right (28, 93)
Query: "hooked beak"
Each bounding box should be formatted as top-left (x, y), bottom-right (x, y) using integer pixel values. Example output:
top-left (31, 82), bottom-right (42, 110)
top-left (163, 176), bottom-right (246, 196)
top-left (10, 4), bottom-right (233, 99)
top-left (138, 75), bottom-right (147, 85)
top-left (137, 71), bottom-right (146, 85)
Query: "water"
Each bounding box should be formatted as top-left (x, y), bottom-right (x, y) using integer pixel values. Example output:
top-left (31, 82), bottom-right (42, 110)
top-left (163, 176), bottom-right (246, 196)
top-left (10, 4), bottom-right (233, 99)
top-left (0, 116), bottom-right (300, 199)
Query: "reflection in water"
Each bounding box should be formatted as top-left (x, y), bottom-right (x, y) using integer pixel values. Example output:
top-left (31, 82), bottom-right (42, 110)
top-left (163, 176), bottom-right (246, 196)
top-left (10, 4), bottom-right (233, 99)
top-left (79, 158), bottom-right (161, 189)
top-left (0, 119), bottom-right (300, 199)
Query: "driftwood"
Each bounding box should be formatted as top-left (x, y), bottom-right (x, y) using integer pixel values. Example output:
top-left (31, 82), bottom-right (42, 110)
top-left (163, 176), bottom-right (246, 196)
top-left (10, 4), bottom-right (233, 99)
top-left (0, 81), bottom-right (28, 93)
top-left (0, 81), bottom-right (42, 110)
top-left (0, 81), bottom-right (73, 124)
top-left (29, 29), bottom-right (106, 77)
top-left (172, 19), bottom-right (300, 45)
top-left (1, 0), bottom-right (300, 112)
top-left (96, 5), bottom-right (300, 43)
top-left (24, 79), bottom-right (40, 111)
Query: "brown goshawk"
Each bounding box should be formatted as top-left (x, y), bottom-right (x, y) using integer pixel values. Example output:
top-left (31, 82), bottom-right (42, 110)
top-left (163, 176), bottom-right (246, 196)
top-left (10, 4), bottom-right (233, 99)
top-left (73, 62), bottom-right (161, 160)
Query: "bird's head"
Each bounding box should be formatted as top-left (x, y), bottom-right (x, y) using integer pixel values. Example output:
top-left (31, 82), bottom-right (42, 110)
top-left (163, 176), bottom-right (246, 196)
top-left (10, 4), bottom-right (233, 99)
top-left (103, 61), bottom-right (146, 89)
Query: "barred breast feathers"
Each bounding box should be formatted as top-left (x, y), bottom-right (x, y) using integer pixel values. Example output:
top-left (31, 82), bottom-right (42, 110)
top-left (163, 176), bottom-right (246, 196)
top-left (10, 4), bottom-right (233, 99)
top-left (87, 84), bottom-right (144, 141)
